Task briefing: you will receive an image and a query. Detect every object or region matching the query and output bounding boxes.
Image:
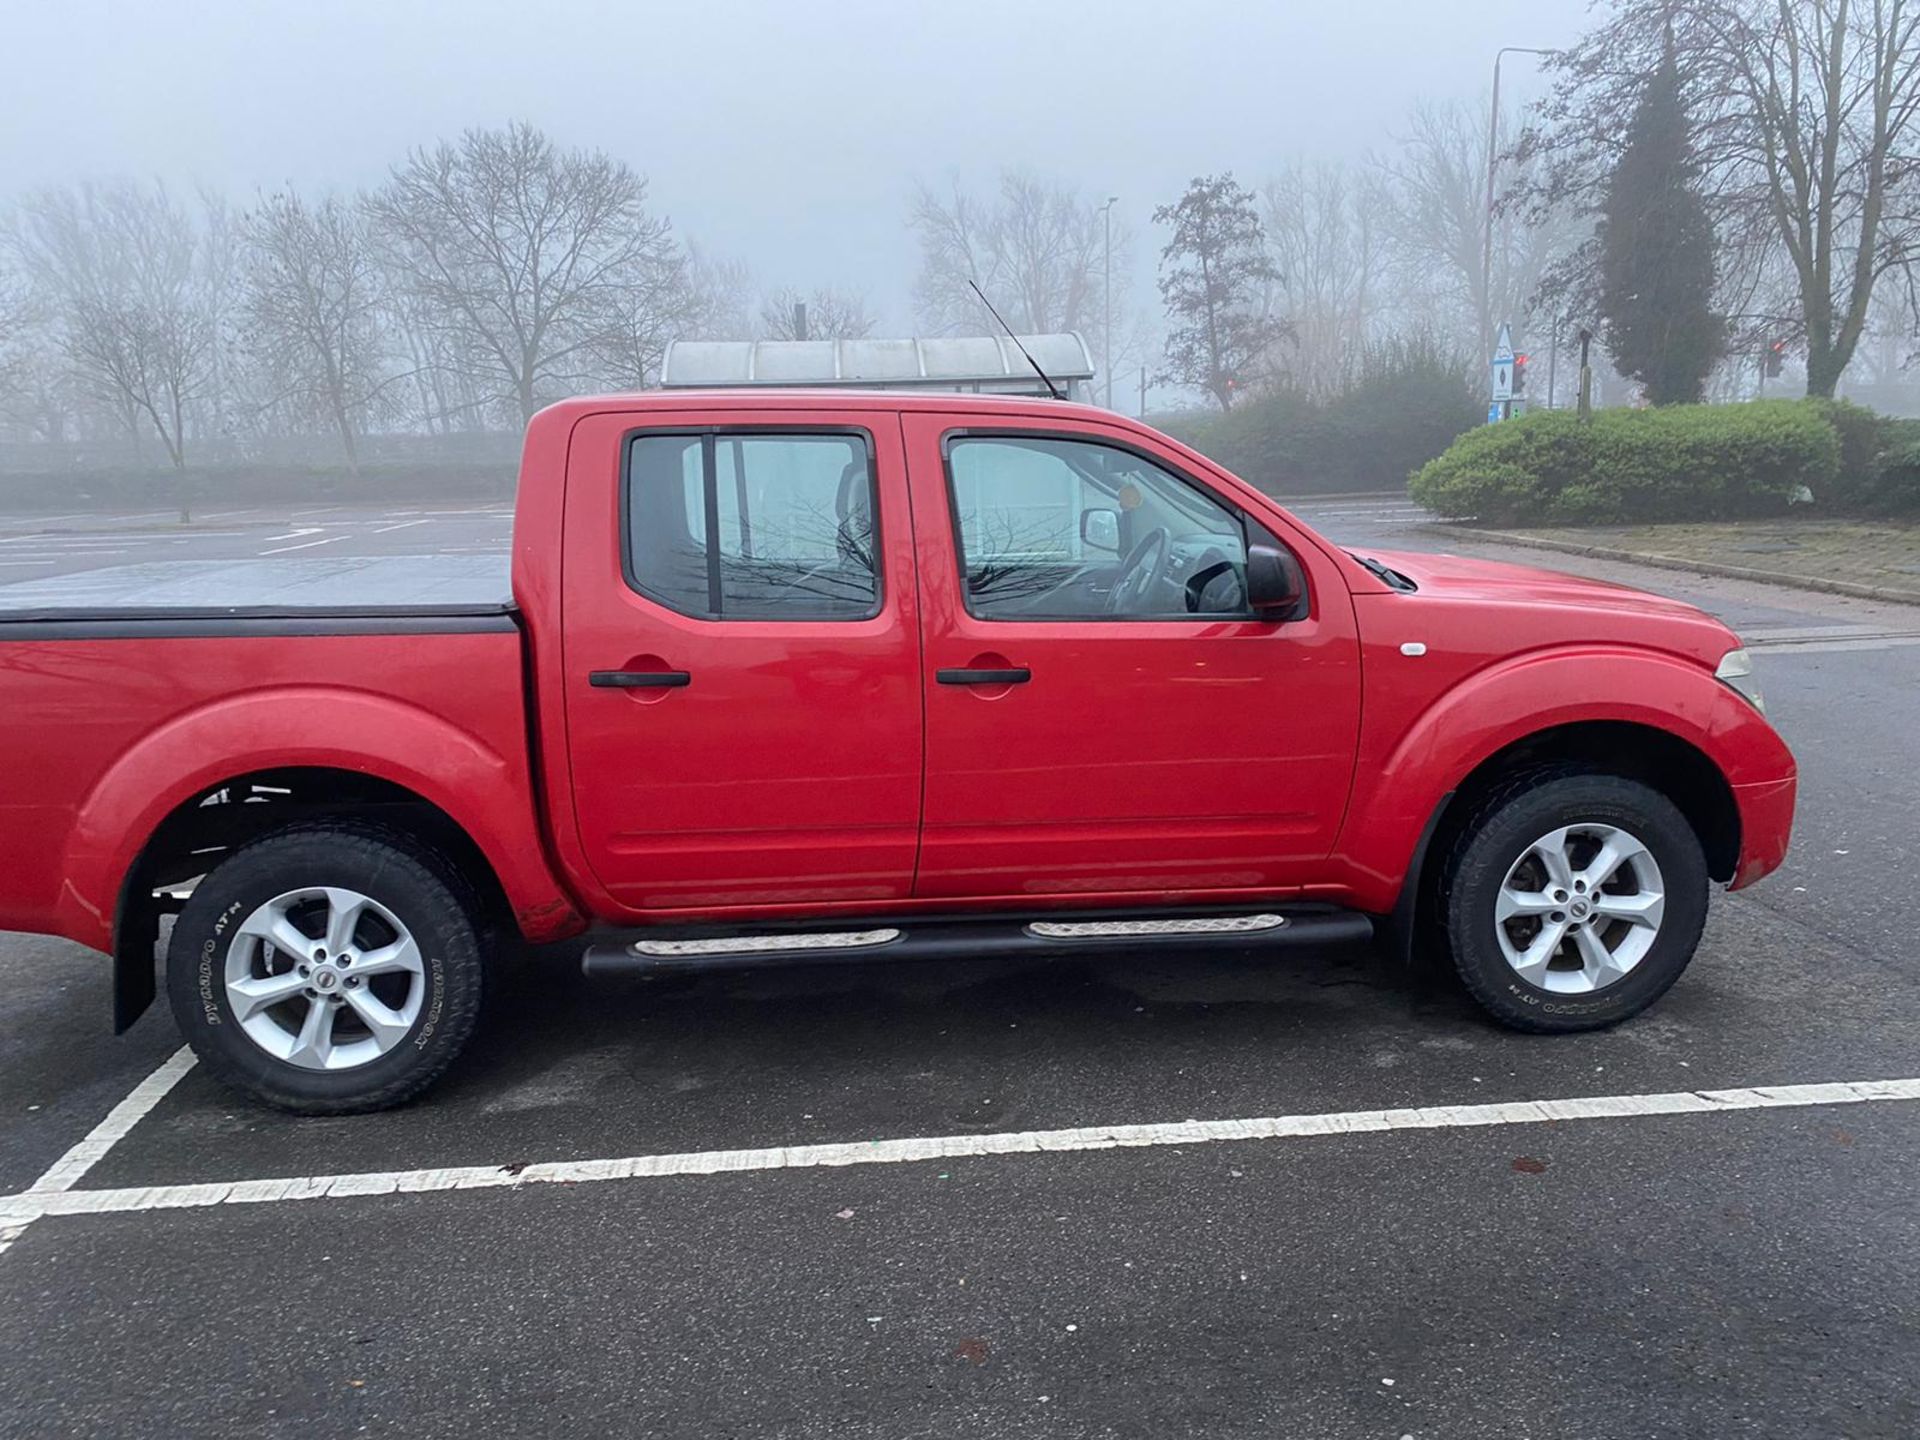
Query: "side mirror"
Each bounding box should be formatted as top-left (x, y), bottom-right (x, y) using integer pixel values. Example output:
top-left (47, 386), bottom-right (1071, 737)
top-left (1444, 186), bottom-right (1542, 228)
top-left (1080, 508), bottom-right (1121, 553)
top-left (1246, 540), bottom-right (1306, 618)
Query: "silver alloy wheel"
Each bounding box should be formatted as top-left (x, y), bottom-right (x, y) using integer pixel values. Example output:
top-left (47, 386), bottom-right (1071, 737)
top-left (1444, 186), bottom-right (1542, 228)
top-left (223, 886), bottom-right (426, 1071)
top-left (1493, 823), bottom-right (1666, 995)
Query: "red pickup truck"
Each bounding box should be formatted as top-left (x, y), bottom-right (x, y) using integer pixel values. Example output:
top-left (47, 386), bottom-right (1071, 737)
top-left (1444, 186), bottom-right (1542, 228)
top-left (0, 391), bottom-right (1796, 1112)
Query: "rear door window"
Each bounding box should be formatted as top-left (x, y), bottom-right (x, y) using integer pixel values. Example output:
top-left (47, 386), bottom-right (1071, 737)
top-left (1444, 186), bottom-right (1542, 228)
top-left (625, 431), bottom-right (879, 620)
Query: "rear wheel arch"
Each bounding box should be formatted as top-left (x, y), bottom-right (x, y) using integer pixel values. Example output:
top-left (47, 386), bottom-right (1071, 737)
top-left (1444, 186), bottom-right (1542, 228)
top-left (113, 766), bottom-right (519, 1032)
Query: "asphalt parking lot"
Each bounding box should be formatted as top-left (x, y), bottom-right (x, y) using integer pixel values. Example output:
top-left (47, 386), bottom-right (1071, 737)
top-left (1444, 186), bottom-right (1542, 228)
top-left (4, 497), bottom-right (1920, 1437)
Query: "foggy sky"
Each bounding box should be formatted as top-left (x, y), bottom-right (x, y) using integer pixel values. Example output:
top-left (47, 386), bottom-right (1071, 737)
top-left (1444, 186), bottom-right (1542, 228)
top-left (5, 0), bottom-right (1595, 331)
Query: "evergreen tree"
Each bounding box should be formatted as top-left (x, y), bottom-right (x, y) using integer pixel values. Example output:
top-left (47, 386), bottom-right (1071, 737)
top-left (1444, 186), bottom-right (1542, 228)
top-left (1597, 36), bottom-right (1723, 404)
top-left (1154, 174), bottom-right (1286, 411)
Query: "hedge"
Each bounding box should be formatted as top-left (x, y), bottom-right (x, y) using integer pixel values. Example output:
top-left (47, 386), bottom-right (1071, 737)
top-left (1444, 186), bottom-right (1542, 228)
top-left (1160, 347), bottom-right (1481, 496)
top-left (1865, 421), bottom-right (1920, 515)
top-left (1409, 401), bottom-right (1845, 525)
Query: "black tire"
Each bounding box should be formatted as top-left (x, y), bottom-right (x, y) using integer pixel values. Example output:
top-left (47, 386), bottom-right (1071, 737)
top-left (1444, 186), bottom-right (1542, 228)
top-left (1439, 770), bottom-right (1709, 1033)
top-left (166, 823), bottom-right (485, 1114)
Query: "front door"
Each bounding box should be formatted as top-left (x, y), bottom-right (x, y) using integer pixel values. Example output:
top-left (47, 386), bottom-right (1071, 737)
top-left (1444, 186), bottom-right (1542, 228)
top-left (902, 413), bottom-right (1362, 903)
top-left (561, 410), bottom-right (922, 915)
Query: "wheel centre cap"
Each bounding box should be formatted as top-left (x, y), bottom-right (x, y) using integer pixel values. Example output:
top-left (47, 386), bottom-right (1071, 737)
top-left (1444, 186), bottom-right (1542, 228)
top-left (312, 968), bottom-right (339, 991)
top-left (1570, 899), bottom-right (1591, 920)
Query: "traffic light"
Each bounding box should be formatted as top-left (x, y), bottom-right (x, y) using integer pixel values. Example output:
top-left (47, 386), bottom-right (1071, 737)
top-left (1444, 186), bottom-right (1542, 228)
top-left (1766, 339), bottom-right (1786, 378)
top-left (1512, 353), bottom-right (1529, 396)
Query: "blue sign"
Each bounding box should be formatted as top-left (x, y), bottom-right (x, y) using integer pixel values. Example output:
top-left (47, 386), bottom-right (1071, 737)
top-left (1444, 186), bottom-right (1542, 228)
top-left (1488, 402), bottom-right (1503, 424)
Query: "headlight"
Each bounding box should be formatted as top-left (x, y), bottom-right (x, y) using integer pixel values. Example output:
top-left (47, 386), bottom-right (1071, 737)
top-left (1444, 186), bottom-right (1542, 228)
top-left (1716, 647), bottom-right (1765, 714)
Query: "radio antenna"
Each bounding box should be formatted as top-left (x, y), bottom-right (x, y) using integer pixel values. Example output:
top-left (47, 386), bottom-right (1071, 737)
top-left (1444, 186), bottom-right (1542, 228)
top-left (967, 280), bottom-right (1064, 400)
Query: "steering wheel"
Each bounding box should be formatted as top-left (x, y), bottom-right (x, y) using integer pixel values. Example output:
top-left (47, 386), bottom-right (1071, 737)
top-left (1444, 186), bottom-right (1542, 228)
top-left (1106, 526), bottom-right (1171, 615)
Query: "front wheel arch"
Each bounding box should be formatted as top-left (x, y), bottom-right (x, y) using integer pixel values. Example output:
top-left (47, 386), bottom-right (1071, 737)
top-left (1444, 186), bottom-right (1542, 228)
top-left (1392, 721), bottom-right (1739, 969)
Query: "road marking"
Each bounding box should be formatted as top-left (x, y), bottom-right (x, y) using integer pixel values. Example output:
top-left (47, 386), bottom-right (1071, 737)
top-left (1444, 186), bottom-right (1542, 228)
top-left (1750, 631), bottom-right (1920, 655)
top-left (262, 528), bottom-right (321, 542)
top-left (259, 536), bottom-right (346, 555)
top-left (373, 519), bottom-right (431, 533)
top-left (0, 1047), bottom-right (196, 1258)
top-left (2, 1074), bottom-right (1916, 1233)
top-left (1746, 625), bottom-right (1920, 644)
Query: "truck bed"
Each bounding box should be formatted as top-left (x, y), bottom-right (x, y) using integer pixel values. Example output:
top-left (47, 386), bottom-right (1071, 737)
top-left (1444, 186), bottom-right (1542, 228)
top-left (0, 552), bottom-right (541, 954)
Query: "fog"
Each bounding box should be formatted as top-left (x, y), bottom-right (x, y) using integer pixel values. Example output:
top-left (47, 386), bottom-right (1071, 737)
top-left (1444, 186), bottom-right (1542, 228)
top-left (6, 0), bottom-right (1584, 328)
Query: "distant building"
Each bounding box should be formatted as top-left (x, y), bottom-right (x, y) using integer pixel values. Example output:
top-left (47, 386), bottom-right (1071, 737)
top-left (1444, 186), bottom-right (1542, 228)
top-left (659, 334), bottom-right (1095, 402)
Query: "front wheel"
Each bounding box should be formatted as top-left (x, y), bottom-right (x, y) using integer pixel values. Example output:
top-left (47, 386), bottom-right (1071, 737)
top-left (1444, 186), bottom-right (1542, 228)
top-left (1439, 772), bottom-right (1709, 1032)
top-left (166, 824), bottom-right (486, 1113)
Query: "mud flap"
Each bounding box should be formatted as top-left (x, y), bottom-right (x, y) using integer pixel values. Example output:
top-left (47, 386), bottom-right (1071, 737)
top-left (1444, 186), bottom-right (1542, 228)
top-left (112, 909), bottom-right (159, 1033)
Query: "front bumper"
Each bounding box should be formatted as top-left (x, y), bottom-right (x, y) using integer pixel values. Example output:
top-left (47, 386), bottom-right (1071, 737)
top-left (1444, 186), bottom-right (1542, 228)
top-left (1730, 773), bottom-right (1798, 889)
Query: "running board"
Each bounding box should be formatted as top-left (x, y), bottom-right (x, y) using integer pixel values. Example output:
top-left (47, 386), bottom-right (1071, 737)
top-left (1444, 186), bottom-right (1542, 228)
top-left (581, 907), bottom-right (1372, 980)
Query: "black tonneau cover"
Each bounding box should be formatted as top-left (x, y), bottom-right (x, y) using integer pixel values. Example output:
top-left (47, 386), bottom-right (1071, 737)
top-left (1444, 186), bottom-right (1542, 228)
top-left (0, 555), bottom-right (517, 636)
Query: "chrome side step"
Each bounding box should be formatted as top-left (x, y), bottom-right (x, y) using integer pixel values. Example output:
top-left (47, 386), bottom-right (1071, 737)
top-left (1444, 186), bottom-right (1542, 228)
top-left (581, 907), bottom-right (1371, 982)
top-left (1026, 914), bottom-right (1286, 941)
top-left (630, 928), bottom-right (902, 958)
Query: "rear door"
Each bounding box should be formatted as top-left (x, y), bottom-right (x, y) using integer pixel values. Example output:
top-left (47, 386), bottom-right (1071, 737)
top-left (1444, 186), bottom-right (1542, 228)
top-left (560, 409), bottom-right (922, 915)
top-left (902, 411), bottom-right (1363, 903)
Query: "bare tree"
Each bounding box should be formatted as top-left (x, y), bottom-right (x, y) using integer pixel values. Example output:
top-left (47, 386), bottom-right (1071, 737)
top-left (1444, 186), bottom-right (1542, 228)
top-left (589, 244), bottom-right (754, 392)
top-left (1262, 163), bottom-right (1390, 397)
top-left (758, 285), bottom-right (875, 341)
top-left (1375, 99), bottom-right (1570, 366)
top-left (367, 121), bottom-right (683, 423)
top-left (7, 181), bottom-right (218, 491)
top-left (1522, 0), bottom-right (1920, 396)
top-left (910, 172), bottom-right (1124, 355)
top-left (0, 265), bottom-right (34, 429)
top-left (239, 191), bottom-right (393, 470)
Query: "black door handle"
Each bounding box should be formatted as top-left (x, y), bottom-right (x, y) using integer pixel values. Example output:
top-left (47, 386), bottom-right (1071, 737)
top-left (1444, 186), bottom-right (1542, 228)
top-left (937, 667), bottom-right (1031, 685)
top-left (590, 670), bottom-right (691, 689)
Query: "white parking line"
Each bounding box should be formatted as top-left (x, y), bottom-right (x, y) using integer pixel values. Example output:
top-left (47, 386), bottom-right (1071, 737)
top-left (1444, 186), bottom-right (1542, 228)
top-left (2, 1073), bottom-right (1916, 1236)
top-left (373, 519), bottom-right (431, 533)
top-left (259, 536), bottom-right (346, 555)
top-left (262, 528), bottom-right (321, 542)
top-left (0, 1047), bottom-right (196, 1258)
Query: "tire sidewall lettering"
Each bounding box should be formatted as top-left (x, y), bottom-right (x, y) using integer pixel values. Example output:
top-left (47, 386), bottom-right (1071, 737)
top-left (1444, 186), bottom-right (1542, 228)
top-left (413, 953), bottom-right (446, 1050)
top-left (196, 899), bottom-right (246, 1028)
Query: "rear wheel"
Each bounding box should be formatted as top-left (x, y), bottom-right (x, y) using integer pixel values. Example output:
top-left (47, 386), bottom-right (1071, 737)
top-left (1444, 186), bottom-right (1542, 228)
top-left (1440, 772), bottom-right (1709, 1032)
top-left (166, 825), bottom-right (485, 1113)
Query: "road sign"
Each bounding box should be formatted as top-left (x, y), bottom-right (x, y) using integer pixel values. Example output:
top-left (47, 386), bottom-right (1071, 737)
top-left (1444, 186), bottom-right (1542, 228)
top-left (1490, 322), bottom-right (1515, 402)
top-left (1488, 402), bottom-right (1503, 425)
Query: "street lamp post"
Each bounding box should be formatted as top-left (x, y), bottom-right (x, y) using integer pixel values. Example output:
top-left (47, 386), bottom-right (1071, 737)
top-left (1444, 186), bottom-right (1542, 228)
top-left (1482, 46), bottom-right (1552, 362)
top-left (1101, 195), bottom-right (1119, 409)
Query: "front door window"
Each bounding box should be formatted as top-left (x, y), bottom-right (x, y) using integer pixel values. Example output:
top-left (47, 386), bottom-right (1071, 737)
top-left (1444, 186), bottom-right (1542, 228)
top-left (947, 436), bottom-right (1252, 620)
